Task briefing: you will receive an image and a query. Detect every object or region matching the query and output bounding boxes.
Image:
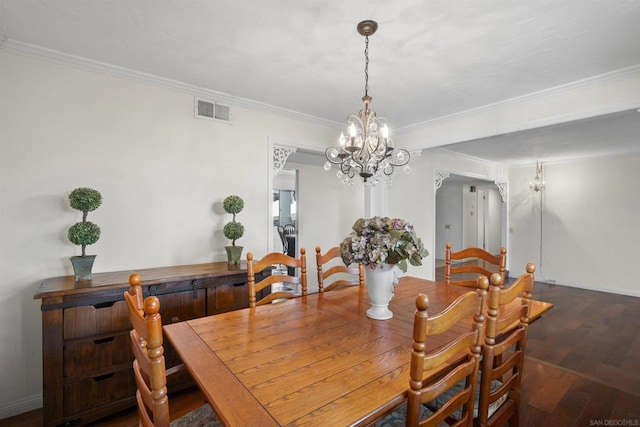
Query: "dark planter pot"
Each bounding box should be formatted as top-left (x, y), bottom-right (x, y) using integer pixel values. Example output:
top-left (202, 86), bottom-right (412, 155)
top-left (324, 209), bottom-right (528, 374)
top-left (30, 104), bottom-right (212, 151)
top-left (70, 255), bottom-right (96, 281)
top-left (225, 246), bottom-right (244, 265)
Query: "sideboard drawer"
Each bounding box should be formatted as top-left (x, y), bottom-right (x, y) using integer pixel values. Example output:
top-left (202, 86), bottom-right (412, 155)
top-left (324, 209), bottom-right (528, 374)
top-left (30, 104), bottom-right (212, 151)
top-left (63, 332), bottom-right (131, 378)
top-left (156, 288), bottom-right (206, 324)
top-left (63, 300), bottom-right (129, 340)
top-left (63, 369), bottom-right (135, 416)
top-left (211, 282), bottom-right (249, 314)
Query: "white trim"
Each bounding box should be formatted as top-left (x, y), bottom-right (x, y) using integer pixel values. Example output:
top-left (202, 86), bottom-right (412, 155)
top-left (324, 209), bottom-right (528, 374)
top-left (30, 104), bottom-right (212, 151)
top-left (272, 145), bottom-right (297, 175)
top-left (434, 167), bottom-right (491, 182)
top-left (0, 393), bottom-right (42, 419)
top-left (4, 38), bottom-right (638, 150)
top-left (268, 137), bottom-right (307, 254)
top-left (0, 39), bottom-right (341, 129)
top-left (397, 65), bottom-right (640, 136)
top-left (433, 148), bottom-right (506, 167)
top-left (267, 138), bottom-right (275, 253)
top-left (434, 170), bottom-right (450, 192)
top-left (551, 282), bottom-right (640, 298)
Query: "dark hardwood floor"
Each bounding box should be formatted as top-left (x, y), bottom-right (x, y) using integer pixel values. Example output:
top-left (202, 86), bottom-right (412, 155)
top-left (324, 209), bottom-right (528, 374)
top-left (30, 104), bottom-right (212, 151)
top-left (521, 280), bottom-right (640, 426)
top-left (3, 269), bottom-right (639, 426)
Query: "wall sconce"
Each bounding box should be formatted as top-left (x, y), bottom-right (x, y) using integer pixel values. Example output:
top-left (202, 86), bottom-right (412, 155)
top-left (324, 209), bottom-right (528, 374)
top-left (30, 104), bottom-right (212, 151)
top-left (529, 161), bottom-right (545, 192)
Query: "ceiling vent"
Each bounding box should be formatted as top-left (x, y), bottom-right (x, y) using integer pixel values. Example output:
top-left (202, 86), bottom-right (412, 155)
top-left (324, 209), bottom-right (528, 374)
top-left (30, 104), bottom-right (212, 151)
top-left (195, 98), bottom-right (232, 123)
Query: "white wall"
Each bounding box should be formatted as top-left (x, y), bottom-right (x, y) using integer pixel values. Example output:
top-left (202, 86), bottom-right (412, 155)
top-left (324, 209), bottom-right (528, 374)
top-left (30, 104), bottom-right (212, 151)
top-left (435, 183), bottom-right (463, 259)
top-left (0, 52), bottom-right (337, 417)
top-left (508, 154), bottom-right (640, 296)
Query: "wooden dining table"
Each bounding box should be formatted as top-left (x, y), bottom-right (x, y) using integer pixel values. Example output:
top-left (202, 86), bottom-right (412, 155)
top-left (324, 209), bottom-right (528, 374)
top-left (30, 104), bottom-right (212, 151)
top-left (163, 276), bottom-right (553, 427)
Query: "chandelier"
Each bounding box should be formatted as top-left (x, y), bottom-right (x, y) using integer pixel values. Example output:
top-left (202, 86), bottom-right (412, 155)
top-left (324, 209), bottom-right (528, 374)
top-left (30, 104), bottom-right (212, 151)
top-left (529, 161), bottom-right (546, 192)
top-left (324, 20), bottom-right (411, 185)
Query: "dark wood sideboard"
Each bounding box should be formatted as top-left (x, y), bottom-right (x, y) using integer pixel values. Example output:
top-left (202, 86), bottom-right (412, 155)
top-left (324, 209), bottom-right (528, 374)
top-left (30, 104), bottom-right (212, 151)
top-left (34, 262), bottom-right (264, 427)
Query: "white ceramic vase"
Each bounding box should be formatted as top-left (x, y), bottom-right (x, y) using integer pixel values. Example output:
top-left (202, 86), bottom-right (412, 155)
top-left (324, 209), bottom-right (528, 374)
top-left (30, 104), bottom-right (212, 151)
top-left (364, 264), bottom-right (396, 320)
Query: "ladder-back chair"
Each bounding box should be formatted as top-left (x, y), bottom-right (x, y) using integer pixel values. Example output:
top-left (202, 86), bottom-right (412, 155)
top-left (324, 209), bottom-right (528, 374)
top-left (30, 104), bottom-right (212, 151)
top-left (315, 246), bottom-right (364, 293)
top-left (445, 242), bottom-right (506, 288)
top-left (376, 280), bottom-right (488, 426)
top-left (247, 248), bottom-right (307, 307)
top-left (476, 263), bottom-right (535, 427)
top-left (124, 273), bottom-right (219, 427)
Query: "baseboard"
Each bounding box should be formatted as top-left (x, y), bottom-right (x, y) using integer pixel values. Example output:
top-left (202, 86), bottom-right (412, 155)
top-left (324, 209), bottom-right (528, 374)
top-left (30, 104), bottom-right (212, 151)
top-left (554, 281), bottom-right (640, 298)
top-left (0, 393), bottom-right (42, 420)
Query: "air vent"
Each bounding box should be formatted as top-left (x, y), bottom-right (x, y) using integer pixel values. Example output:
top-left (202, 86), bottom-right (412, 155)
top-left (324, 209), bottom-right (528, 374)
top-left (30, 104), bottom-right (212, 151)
top-left (195, 98), bottom-right (232, 123)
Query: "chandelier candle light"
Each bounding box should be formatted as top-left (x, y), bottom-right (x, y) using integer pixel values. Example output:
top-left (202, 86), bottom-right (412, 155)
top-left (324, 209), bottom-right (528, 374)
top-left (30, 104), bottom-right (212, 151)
top-left (325, 20), bottom-right (411, 185)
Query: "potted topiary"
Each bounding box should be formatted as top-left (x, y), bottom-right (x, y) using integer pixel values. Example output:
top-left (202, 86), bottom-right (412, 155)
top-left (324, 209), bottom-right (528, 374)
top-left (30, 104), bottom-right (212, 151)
top-left (222, 195), bottom-right (244, 265)
top-left (68, 187), bottom-right (102, 281)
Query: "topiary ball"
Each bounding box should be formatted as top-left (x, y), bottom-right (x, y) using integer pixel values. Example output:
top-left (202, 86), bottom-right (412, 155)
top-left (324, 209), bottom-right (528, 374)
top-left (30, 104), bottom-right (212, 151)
top-left (69, 187), bottom-right (102, 212)
top-left (223, 195), bottom-right (244, 215)
top-left (68, 221), bottom-right (101, 246)
top-left (223, 221), bottom-right (244, 241)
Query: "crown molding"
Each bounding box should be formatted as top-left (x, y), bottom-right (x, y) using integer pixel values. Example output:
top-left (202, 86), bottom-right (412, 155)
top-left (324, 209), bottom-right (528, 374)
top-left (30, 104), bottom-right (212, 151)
top-left (397, 64), bottom-right (640, 136)
top-left (433, 147), bottom-right (505, 167)
top-left (3, 38), bottom-right (638, 139)
top-left (0, 38), bottom-right (342, 129)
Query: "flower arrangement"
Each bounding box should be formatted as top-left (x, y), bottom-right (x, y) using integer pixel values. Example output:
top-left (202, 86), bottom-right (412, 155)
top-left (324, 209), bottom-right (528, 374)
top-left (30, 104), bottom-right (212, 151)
top-left (340, 216), bottom-right (428, 273)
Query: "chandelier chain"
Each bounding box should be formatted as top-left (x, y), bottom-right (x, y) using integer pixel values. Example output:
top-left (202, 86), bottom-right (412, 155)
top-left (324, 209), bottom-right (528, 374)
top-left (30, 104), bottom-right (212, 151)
top-left (364, 35), bottom-right (369, 98)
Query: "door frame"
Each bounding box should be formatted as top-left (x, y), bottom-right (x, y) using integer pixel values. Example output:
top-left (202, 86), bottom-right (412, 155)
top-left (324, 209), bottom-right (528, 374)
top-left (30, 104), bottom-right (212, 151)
top-left (434, 170), bottom-right (508, 268)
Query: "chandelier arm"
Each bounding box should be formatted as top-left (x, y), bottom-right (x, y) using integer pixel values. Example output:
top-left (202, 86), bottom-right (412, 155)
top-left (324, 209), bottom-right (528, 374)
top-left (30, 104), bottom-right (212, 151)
top-left (362, 111), bottom-right (386, 162)
top-left (339, 161), bottom-right (356, 178)
top-left (350, 152), bottom-right (367, 171)
top-left (386, 148), bottom-right (411, 167)
top-left (324, 146), bottom-right (347, 165)
top-left (346, 113), bottom-right (368, 159)
top-left (367, 133), bottom-right (387, 161)
top-left (347, 113), bottom-right (366, 133)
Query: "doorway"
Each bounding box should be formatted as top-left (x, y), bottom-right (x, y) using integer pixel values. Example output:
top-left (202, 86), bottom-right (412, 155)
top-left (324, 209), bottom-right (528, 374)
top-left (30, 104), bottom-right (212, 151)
top-left (435, 175), bottom-right (503, 263)
top-left (273, 169), bottom-right (298, 257)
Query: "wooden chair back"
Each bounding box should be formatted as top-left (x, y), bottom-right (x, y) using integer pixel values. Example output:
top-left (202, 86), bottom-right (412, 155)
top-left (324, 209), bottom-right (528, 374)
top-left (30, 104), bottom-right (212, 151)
top-left (124, 273), bottom-right (170, 427)
top-left (445, 242), bottom-right (506, 288)
top-left (406, 279), bottom-right (488, 427)
top-left (315, 246), bottom-right (364, 293)
top-left (247, 248), bottom-right (307, 307)
top-left (476, 263), bottom-right (535, 427)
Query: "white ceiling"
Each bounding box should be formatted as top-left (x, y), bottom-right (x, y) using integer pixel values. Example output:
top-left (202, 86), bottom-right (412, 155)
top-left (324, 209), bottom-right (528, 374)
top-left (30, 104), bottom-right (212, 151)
top-left (1, 0), bottom-right (639, 165)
